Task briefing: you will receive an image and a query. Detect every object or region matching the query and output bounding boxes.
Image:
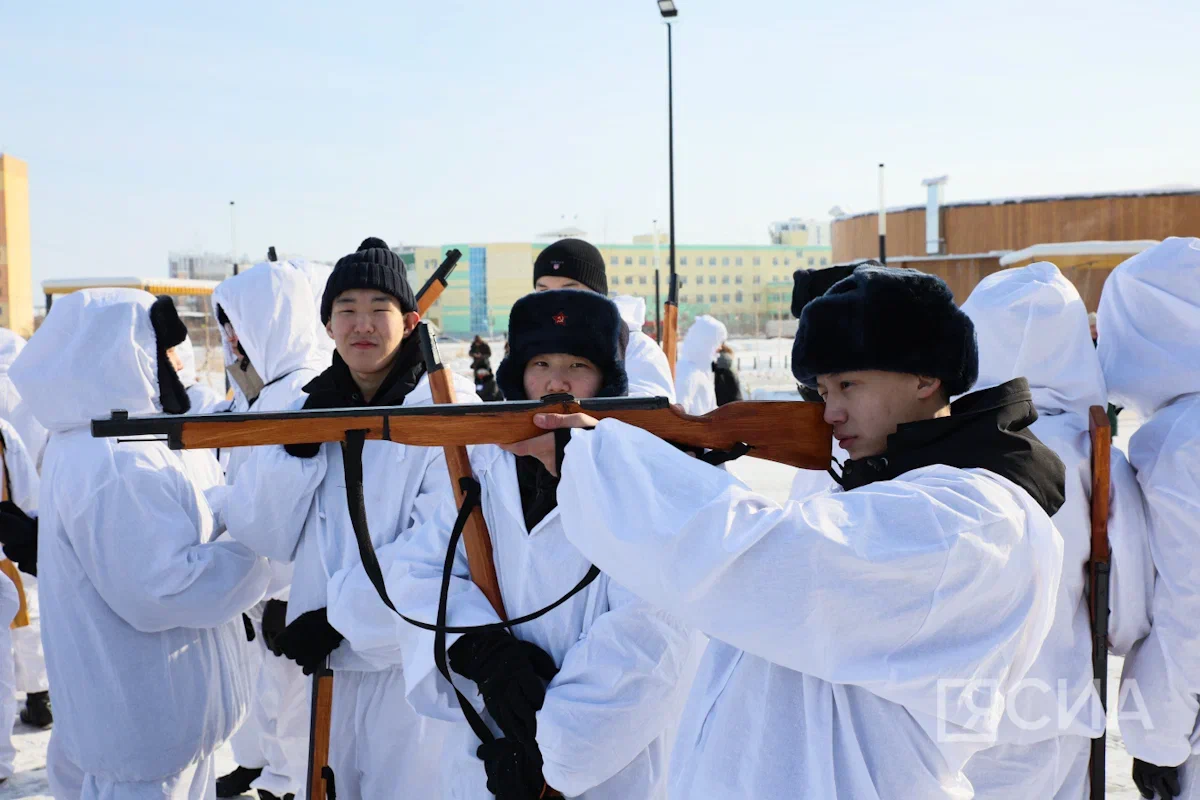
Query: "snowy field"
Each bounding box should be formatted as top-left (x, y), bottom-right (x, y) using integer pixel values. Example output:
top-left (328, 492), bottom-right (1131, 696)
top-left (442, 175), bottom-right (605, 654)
top-left (0, 354), bottom-right (1149, 799)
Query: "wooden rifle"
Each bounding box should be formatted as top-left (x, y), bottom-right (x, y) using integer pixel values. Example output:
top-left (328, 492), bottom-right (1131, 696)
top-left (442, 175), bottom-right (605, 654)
top-left (661, 271), bottom-right (679, 379)
top-left (91, 397), bottom-right (831, 470)
top-left (415, 249), bottom-right (462, 317)
top-left (1087, 405), bottom-right (1112, 800)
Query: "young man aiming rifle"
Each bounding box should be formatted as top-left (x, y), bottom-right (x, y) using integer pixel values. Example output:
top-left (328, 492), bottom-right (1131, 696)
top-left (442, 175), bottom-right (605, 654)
top-left (516, 265), bottom-right (1069, 799)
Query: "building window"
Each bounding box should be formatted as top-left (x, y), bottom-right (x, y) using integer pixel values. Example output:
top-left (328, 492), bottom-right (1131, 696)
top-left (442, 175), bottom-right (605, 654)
top-left (808, 256), bottom-right (815, 266)
top-left (681, 256), bottom-right (688, 265)
top-left (735, 257), bottom-right (743, 266)
top-left (639, 256), bottom-right (647, 265)
top-left (679, 294), bottom-right (687, 303)
top-left (753, 257), bottom-right (761, 266)
top-left (722, 257), bottom-right (730, 266)
top-left (773, 257), bottom-right (779, 266)
top-left (709, 294), bottom-right (718, 303)
top-left (753, 275), bottom-right (761, 284)
top-left (735, 291), bottom-right (743, 303)
top-left (610, 256), bottom-right (618, 266)
top-left (722, 275), bottom-right (730, 284)
top-left (469, 247), bottom-right (489, 334)
top-left (708, 275), bottom-right (717, 285)
top-left (796, 250), bottom-right (804, 258)
top-left (784, 258), bottom-right (790, 266)
top-left (709, 257), bottom-right (717, 266)
top-left (772, 275), bottom-right (779, 283)
top-left (820, 257), bottom-right (828, 266)
top-left (680, 276), bottom-right (687, 285)
top-left (639, 275), bottom-right (647, 285)
top-left (722, 293), bottom-right (731, 303)
top-left (735, 275), bottom-right (743, 284)
top-left (625, 276), bottom-right (633, 285)
top-left (753, 293), bottom-right (761, 303)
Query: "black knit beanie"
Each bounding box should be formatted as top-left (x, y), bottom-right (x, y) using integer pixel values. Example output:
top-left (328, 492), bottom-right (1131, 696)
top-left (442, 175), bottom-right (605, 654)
top-left (791, 266), bottom-right (979, 397)
top-left (533, 238), bottom-right (608, 295)
top-left (321, 239), bottom-right (417, 324)
top-left (496, 289), bottom-right (628, 400)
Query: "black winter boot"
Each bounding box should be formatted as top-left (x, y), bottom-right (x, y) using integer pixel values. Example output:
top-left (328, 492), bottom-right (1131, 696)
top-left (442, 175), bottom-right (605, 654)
top-left (256, 791), bottom-right (295, 800)
top-left (216, 765), bottom-right (263, 797)
top-left (20, 691), bottom-right (52, 728)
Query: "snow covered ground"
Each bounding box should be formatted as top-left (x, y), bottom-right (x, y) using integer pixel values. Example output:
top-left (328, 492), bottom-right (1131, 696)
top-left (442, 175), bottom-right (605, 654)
top-left (0, 376), bottom-right (1149, 798)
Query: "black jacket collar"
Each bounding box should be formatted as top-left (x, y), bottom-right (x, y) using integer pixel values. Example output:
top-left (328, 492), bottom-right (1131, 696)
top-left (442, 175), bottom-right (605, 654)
top-left (838, 378), bottom-right (1066, 517)
top-left (301, 334), bottom-right (426, 409)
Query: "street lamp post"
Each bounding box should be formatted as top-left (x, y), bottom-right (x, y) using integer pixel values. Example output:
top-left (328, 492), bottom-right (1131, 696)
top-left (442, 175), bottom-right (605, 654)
top-left (229, 200), bottom-right (239, 276)
top-left (658, 0), bottom-right (680, 376)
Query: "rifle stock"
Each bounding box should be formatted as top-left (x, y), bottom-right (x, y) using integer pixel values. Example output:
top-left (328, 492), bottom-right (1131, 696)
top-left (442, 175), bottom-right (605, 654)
top-left (419, 325), bottom-right (507, 618)
top-left (415, 249), bottom-right (462, 316)
top-left (1087, 405), bottom-right (1112, 800)
top-left (93, 398), bottom-right (832, 471)
top-left (662, 301), bottom-right (679, 380)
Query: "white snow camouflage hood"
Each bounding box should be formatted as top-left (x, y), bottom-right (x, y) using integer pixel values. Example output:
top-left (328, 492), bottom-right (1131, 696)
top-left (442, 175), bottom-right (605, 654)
top-left (213, 260), bottom-right (329, 384)
top-left (1098, 236), bottom-right (1200, 417)
top-left (9, 289), bottom-right (167, 432)
top-left (961, 261), bottom-right (1106, 418)
top-left (0, 327), bottom-right (26, 372)
top-left (613, 295), bottom-right (646, 330)
top-left (680, 314), bottom-right (727, 366)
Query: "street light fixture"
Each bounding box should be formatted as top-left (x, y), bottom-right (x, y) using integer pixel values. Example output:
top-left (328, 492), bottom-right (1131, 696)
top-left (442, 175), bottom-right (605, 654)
top-left (657, 1), bottom-right (680, 374)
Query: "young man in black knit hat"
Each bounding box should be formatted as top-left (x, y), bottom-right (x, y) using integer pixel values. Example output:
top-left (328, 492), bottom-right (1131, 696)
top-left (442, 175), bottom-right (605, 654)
top-left (511, 265), bottom-right (1069, 799)
top-left (222, 238), bottom-right (478, 797)
top-left (533, 238), bottom-right (676, 402)
top-left (324, 289), bottom-right (694, 799)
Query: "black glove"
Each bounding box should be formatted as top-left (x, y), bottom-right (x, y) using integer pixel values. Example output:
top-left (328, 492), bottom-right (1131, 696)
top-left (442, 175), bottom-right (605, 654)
top-left (0, 500), bottom-right (38, 577)
top-left (242, 613), bottom-right (256, 642)
top-left (448, 631), bottom-right (558, 745)
top-left (274, 607), bottom-right (343, 675)
top-left (262, 598), bottom-right (289, 656)
top-left (1133, 759), bottom-right (1182, 798)
top-left (284, 389), bottom-right (342, 458)
top-left (476, 737), bottom-right (547, 800)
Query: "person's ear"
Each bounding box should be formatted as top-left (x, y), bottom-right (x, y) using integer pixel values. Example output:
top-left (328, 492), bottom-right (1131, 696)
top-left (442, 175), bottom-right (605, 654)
top-left (402, 311), bottom-right (421, 335)
top-left (325, 320), bottom-right (335, 339)
top-left (915, 375), bottom-right (944, 401)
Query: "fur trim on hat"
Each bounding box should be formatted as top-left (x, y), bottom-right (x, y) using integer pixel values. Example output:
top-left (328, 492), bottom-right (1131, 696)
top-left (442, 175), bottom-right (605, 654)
top-left (791, 266), bottom-right (978, 397)
top-left (497, 289), bottom-right (628, 400)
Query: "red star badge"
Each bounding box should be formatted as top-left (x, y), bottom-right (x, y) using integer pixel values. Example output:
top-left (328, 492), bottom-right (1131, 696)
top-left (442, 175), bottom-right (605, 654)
top-left (553, 311), bottom-right (568, 326)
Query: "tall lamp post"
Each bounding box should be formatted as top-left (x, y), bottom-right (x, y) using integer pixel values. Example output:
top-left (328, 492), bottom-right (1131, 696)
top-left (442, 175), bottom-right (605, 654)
top-left (229, 200), bottom-right (239, 276)
top-left (657, 0), bottom-right (680, 376)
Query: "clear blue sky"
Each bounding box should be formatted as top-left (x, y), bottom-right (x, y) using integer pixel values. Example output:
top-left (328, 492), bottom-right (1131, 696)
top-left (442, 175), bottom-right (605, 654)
top-left (3, 0), bottom-right (1197, 287)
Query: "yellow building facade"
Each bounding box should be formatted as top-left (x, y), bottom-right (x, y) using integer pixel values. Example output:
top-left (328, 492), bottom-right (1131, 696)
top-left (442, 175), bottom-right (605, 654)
top-left (409, 238), bottom-right (832, 338)
top-left (0, 155), bottom-right (34, 336)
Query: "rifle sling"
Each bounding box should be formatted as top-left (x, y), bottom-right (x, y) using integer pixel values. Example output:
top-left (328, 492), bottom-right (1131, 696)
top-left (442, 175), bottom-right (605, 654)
top-left (340, 430), bottom-right (600, 742)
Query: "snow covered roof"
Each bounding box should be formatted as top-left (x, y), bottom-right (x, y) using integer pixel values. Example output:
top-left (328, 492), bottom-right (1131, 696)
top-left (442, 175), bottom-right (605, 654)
top-left (998, 240), bottom-right (1159, 267)
top-left (834, 186), bottom-right (1200, 221)
top-left (889, 251), bottom-right (1010, 263)
top-left (537, 225), bottom-right (589, 239)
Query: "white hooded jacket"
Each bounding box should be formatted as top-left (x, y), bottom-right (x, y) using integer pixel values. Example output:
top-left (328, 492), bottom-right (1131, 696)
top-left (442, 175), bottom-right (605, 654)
top-left (613, 295), bottom-right (676, 402)
top-left (223, 368), bottom-right (479, 672)
top-left (555, 419), bottom-right (1063, 799)
top-left (175, 335), bottom-right (225, 415)
top-left (325, 444), bottom-right (694, 798)
top-left (211, 261), bottom-right (332, 477)
top-left (0, 328), bottom-right (49, 468)
top-left (1099, 237), bottom-right (1200, 768)
top-left (960, 262), bottom-right (1152, 796)
top-left (9, 289), bottom-right (270, 781)
top-left (674, 315), bottom-right (726, 415)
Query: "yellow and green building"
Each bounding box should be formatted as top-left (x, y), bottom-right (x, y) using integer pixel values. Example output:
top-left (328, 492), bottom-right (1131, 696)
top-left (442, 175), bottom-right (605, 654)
top-left (405, 238), bottom-right (832, 338)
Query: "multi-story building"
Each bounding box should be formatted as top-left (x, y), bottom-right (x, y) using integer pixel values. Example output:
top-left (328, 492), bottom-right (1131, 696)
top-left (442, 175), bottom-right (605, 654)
top-left (409, 237), bottom-right (833, 338)
top-left (0, 154), bottom-right (34, 336)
